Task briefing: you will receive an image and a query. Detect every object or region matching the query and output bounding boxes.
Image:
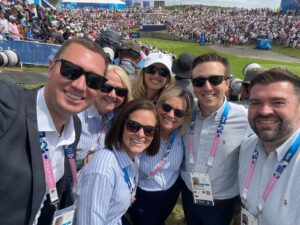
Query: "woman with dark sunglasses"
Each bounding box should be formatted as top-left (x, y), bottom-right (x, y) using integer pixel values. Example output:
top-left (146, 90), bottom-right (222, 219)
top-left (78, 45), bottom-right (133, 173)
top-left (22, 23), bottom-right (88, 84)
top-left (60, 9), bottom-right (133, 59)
top-left (76, 65), bottom-right (132, 169)
top-left (129, 87), bottom-right (194, 225)
top-left (76, 100), bottom-right (160, 225)
top-left (132, 52), bottom-right (175, 103)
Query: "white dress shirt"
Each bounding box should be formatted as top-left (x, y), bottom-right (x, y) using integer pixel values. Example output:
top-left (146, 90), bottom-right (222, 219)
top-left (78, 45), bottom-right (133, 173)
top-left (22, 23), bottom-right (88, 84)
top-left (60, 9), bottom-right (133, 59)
top-left (239, 129), bottom-right (300, 225)
top-left (34, 87), bottom-right (75, 224)
top-left (181, 100), bottom-right (251, 199)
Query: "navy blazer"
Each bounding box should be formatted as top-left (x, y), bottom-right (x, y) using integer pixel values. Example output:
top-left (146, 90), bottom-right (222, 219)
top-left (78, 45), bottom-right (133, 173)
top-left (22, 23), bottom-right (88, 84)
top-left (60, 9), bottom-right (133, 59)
top-left (0, 81), bottom-right (81, 225)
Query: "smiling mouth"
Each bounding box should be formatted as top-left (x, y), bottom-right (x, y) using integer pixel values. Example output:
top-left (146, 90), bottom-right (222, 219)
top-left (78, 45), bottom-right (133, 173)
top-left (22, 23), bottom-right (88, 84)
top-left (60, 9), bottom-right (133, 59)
top-left (65, 91), bottom-right (83, 100)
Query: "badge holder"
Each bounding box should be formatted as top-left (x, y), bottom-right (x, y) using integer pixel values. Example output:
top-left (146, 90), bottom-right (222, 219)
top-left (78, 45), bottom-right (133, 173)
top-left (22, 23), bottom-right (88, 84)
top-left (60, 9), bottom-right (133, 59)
top-left (241, 207), bottom-right (258, 225)
top-left (52, 204), bottom-right (76, 225)
top-left (190, 172), bottom-right (214, 206)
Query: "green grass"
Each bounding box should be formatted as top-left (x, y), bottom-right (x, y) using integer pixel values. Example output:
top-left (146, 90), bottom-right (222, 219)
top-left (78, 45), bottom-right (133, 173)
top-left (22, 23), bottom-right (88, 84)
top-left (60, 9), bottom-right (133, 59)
top-left (137, 38), bottom-right (300, 78)
top-left (271, 44), bottom-right (300, 59)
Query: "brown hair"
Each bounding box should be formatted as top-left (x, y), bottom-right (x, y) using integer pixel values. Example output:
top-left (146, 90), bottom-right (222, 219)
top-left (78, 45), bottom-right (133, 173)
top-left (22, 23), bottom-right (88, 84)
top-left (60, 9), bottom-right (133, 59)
top-left (54, 38), bottom-right (108, 74)
top-left (249, 67), bottom-right (300, 99)
top-left (105, 99), bottom-right (160, 156)
top-left (192, 52), bottom-right (230, 78)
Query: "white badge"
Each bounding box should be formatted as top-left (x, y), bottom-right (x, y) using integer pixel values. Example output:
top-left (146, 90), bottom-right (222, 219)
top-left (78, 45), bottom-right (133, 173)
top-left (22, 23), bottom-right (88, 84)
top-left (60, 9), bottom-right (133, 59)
top-left (51, 205), bottom-right (76, 225)
top-left (241, 207), bottom-right (258, 225)
top-left (190, 172), bottom-right (214, 206)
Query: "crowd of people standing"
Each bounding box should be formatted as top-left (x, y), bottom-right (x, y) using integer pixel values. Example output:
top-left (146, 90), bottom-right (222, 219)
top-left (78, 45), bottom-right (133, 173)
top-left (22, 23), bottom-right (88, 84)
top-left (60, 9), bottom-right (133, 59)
top-left (0, 0), bottom-right (299, 48)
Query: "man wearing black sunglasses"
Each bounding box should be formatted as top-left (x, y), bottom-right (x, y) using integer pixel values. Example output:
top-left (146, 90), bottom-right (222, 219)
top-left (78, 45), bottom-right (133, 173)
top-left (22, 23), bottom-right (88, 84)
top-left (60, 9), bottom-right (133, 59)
top-left (0, 38), bottom-right (108, 225)
top-left (181, 52), bottom-right (250, 225)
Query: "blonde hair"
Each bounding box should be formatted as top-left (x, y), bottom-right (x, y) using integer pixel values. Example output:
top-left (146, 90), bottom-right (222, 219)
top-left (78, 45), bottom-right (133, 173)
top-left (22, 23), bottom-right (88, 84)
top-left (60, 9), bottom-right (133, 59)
top-left (132, 69), bottom-right (175, 101)
top-left (107, 64), bottom-right (133, 108)
top-left (156, 87), bottom-right (194, 133)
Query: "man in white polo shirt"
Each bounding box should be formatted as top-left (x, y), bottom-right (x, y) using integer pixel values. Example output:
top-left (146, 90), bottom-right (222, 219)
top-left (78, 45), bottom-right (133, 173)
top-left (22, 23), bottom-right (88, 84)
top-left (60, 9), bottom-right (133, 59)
top-left (181, 52), bottom-right (250, 225)
top-left (239, 68), bottom-right (300, 225)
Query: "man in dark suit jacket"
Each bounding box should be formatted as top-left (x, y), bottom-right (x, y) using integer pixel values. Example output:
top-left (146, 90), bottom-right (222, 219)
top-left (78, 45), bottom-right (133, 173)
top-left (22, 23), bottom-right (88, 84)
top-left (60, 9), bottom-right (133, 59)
top-left (0, 38), bottom-right (108, 225)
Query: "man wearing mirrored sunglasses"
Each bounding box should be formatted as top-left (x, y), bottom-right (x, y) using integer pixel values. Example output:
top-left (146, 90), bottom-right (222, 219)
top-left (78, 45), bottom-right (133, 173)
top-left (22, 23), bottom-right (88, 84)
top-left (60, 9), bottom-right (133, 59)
top-left (0, 38), bottom-right (108, 225)
top-left (180, 52), bottom-right (251, 225)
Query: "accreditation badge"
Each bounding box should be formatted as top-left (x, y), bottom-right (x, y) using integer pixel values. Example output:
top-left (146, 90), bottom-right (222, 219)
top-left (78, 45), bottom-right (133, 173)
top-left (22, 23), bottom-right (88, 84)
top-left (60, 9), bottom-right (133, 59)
top-left (241, 207), bottom-right (258, 225)
top-left (190, 172), bottom-right (214, 206)
top-left (51, 204), bottom-right (76, 225)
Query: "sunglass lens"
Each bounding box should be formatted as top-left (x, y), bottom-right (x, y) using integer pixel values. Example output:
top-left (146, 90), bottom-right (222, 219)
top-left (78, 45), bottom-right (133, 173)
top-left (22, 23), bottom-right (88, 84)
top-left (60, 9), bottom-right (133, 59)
top-left (86, 73), bottom-right (107, 90)
top-left (143, 127), bottom-right (155, 137)
top-left (144, 65), bottom-right (156, 74)
top-left (174, 110), bottom-right (186, 118)
top-left (126, 120), bottom-right (140, 133)
top-left (209, 76), bottom-right (224, 86)
top-left (100, 83), bottom-right (113, 93)
top-left (60, 60), bottom-right (82, 80)
top-left (158, 67), bottom-right (170, 77)
top-left (115, 88), bottom-right (128, 97)
top-left (161, 103), bottom-right (172, 113)
top-left (126, 120), bottom-right (155, 138)
top-left (192, 77), bottom-right (206, 87)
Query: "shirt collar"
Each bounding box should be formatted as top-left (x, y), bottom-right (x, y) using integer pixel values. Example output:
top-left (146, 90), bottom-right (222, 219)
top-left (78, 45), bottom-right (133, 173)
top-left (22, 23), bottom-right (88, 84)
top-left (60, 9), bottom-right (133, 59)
top-left (113, 148), bottom-right (136, 170)
top-left (197, 97), bottom-right (227, 120)
top-left (36, 87), bottom-right (75, 145)
top-left (257, 129), bottom-right (300, 162)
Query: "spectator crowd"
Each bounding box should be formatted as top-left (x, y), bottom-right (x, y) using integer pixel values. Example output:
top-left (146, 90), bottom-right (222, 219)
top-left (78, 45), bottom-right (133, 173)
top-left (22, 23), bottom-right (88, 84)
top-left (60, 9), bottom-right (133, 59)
top-left (0, 0), bottom-right (299, 48)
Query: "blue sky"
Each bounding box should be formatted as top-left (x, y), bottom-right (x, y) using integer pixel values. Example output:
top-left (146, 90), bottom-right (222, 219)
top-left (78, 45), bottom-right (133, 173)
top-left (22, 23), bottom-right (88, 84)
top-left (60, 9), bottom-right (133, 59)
top-left (165, 0), bottom-right (282, 9)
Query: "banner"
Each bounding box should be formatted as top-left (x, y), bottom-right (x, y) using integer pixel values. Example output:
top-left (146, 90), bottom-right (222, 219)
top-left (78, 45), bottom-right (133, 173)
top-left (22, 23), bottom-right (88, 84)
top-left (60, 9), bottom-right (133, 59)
top-left (281, 0), bottom-right (300, 13)
top-left (0, 40), bottom-right (60, 65)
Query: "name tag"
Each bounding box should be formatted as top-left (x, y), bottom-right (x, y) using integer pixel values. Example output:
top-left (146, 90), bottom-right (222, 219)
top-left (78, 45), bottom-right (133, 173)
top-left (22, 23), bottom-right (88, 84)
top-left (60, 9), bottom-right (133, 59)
top-left (51, 205), bottom-right (76, 225)
top-left (241, 207), bottom-right (258, 225)
top-left (190, 172), bottom-right (214, 206)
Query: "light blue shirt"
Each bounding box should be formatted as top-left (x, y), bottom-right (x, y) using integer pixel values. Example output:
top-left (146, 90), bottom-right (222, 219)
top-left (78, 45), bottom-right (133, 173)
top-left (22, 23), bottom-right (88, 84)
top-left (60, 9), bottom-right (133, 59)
top-left (76, 106), bottom-right (114, 161)
top-left (76, 148), bottom-right (139, 225)
top-left (138, 131), bottom-right (184, 191)
top-left (180, 100), bottom-right (251, 199)
top-left (239, 129), bottom-right (300, 225)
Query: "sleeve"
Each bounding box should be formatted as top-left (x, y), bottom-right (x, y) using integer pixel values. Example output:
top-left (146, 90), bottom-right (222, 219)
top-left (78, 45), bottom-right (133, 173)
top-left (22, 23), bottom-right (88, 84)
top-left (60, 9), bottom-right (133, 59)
top-left (76, 172), bottom-right (114, 225)
top-left (0, 81), bottom-right (20, 138)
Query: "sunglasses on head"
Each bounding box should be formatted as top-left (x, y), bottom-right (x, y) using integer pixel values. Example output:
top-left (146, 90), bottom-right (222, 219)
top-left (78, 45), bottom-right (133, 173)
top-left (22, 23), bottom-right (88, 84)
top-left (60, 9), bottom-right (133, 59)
top-left (100, 83), bottom-right (128, 97)
top-left (192, 75), bottom-right (225, 87)
top-left (144, 65), bottom-right (170, 78)
top-left (125, 119), bottom-right (157, 138)
top-left (161, 103), bottom-right (186, 118)
top-left (56, 59), bottom-right (107, 90)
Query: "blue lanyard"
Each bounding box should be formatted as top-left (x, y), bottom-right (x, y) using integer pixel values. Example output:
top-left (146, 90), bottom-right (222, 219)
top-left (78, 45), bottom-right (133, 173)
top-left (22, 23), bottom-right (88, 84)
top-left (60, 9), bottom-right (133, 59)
top-left (147, 130), bottom-right (177, 178)
top-left (188, 100), bottom-right (230, 167)
top-left (243, 132), bottom-right (300, 213)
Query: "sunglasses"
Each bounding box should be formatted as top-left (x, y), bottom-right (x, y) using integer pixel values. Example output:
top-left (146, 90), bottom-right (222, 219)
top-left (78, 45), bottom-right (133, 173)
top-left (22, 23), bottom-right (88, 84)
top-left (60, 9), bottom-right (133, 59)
top-left (144, 65), bottom-right (170, 78)
top-left (100, 83), bottom-right (128, 97)
top-left (56, 59), bottom-right (107, 90)
top-left (126, 119), bottom-right (157, 138)
top-left (161, 103), bottom-right (186, 118)
top-left (192, 75), bottom-right (225, 87)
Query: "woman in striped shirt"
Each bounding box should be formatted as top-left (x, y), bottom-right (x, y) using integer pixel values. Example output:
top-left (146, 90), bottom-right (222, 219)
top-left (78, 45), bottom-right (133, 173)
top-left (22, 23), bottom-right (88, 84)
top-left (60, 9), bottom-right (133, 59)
top-left (76, 64), bottom-right (132, 169)
top-left (129, 87), bottom-right (194, 225)
top-left (76, 99), bottom-right (160, 225)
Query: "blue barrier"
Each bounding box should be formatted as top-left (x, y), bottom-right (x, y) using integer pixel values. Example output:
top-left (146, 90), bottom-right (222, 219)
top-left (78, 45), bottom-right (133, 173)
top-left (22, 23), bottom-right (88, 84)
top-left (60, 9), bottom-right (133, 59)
top-left (141, 24), bottom-right (166, 31)
top-left (0, 40), bottom-right (60, 65)
top-left (256, 38), bottom-right (272, 50)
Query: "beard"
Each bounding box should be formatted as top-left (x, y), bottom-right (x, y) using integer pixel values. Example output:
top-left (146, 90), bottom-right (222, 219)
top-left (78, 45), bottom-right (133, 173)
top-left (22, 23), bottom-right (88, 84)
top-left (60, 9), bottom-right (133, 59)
top-left (250, 115), bottom-right (293, 143)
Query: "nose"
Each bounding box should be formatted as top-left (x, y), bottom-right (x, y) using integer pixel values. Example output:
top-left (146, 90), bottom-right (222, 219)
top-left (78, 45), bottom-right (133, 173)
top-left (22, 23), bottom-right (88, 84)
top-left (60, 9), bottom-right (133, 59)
top-left (70, 74), bottom-right (86, 91)
top-left (165, 109), bottom-right (175, 118)
top-left (258, 103), bottom-right (274, 115)
top-left (108, 88), bottom-right (117, 97)
top-left (136, 127), bottom-right (146, 137)
top-left (202, 80), bottom-right (213, 90)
